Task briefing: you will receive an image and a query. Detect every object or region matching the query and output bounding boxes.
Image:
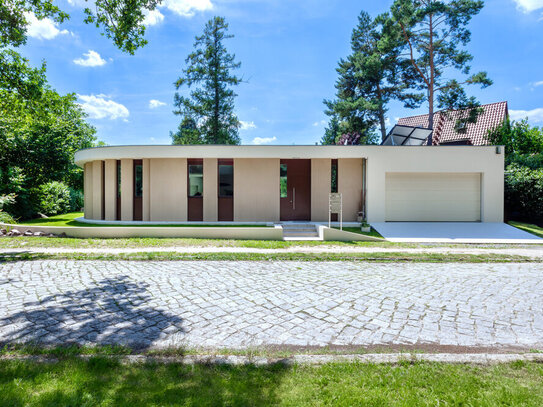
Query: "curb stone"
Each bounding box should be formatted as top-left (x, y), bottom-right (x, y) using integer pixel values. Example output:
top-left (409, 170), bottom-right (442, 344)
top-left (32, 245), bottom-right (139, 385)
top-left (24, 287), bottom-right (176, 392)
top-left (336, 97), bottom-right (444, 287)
top-left (2, 353), bottom-right (543, 365)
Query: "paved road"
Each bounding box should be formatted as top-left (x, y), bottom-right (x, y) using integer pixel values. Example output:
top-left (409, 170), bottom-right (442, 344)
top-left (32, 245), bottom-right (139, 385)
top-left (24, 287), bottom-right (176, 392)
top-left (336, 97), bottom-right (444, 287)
top-left (1, 261), bottom-right (542, 350)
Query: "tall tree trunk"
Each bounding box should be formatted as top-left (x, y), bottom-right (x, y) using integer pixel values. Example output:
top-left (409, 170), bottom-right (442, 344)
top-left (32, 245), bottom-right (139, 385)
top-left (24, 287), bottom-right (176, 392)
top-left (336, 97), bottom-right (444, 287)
top-left (427, 13), bottom-right (435, 146)
top-left (376, 85), bottom-right (387, 143)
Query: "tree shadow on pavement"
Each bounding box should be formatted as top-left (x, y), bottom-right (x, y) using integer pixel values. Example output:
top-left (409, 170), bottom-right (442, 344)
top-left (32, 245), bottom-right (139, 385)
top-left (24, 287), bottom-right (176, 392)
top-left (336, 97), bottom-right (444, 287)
top-left (0, 276), bottom-right (185, 350)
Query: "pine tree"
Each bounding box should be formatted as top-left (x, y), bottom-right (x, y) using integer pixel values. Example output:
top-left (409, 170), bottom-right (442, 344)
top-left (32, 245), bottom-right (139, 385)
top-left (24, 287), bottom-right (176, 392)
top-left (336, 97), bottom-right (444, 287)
top-left (173, 17), bottom-right (242, 145)
top-left (391, 0), bottom-right (492, 143)
top-left (321, 116), bottom-right (341, 145)
top-left (170, 117), bottom-right (203, 145)
top-left (324, 11), bottom-right (422, 144)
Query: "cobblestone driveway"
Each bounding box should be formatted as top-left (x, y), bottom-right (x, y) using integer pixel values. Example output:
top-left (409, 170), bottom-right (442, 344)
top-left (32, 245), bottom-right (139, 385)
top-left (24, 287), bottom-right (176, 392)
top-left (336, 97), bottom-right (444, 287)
top-left (1, 261), bottom-right (542, 350)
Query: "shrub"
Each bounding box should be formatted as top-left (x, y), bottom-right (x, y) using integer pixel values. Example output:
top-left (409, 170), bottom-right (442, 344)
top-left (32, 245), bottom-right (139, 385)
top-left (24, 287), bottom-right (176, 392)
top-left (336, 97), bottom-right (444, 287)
top-left (36, 181), bottom-right (72, 216)
top-left (505, 164), bottom-right (543, 222)
top-left (69, 188), bottom-right (84, 212)
top-left (0, 194), bottom-right (16, 224)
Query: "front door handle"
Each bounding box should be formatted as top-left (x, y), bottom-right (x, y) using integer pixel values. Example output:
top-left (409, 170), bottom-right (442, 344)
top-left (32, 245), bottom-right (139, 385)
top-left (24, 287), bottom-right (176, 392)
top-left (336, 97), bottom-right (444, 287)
top-left (292, 187), bottom-right (296, 210)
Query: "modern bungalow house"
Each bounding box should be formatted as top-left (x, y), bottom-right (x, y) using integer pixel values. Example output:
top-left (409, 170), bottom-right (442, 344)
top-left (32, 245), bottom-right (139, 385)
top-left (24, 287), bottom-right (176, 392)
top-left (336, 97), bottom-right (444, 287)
top-left (75, 144), bottom-right (504, 224)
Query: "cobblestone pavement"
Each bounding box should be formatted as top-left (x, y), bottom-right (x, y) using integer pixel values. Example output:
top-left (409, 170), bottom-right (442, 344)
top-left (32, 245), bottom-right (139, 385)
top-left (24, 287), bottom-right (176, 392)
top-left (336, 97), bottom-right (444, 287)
top-left (1, 261), bottom-right (542, 350)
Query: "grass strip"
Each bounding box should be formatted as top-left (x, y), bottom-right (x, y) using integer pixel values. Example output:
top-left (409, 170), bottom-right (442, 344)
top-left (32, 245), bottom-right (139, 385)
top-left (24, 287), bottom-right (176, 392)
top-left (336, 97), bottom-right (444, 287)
top-left (0, 251), bottom-right (537, 263)
top-left (1, 357), bottom-right (542, 406)
top-left (2, 236), bottom-right (542, 250)
top-left (509, 221), bottom-right (543, 238)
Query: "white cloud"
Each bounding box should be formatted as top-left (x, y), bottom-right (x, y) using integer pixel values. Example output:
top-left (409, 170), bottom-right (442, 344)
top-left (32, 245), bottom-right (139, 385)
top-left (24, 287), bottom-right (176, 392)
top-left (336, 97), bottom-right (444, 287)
top-left (78, 94), bottom-right (130, 121)
top-left (240, 120), bottom-right (257, 130)
top-left (162, 0), bottom-right (213, 17)
top-left (313, 119), bottom-right (326, 127)
top-left (510, 107), bottom-right (543, 123)
top-left (24, 12), bottom-right (70, 40)
top-left (533, 81), bottom-right (543, 87)
top-left (143, 9), bottom-right (165, 26)
top-left (149, 99), bottom-right (167, 109)
top-left (512, 0), bottom-right (543, 12)
top-left (252, 136), bottom-right (277, 145)
top-left (73, 50), bottom-right (107, 67)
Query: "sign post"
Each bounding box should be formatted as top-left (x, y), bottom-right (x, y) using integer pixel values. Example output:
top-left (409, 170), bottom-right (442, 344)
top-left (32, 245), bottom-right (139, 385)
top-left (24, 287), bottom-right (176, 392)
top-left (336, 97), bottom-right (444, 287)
top-left (329, 193), bottom-right (343, 230)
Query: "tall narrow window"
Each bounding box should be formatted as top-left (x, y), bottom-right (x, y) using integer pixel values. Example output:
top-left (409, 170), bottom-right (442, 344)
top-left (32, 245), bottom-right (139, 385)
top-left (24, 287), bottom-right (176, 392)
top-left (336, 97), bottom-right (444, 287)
top-left (218, 161), bottom-right (233, 197)
top-left (116, 160), bottom-right (121, 220)
top-left (280, 163), bottom-right (288, 198)
top-left (331, 159), bottom-right (338, 193)
top-left (188, 159), bottom-right (204, 221)
top-left (101, 161), bottom-right (105, 220)
top-left (188, 162), bottom-right (204, 197)
top-left (134, 163), bottom-right (143, 197)
top-left (218, 159), bottom-right (234, 221)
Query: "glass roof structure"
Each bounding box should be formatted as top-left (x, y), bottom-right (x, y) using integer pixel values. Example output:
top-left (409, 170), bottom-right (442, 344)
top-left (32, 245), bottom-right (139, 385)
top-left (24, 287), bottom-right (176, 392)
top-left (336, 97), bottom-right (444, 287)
top-left (381, 125), bottom-right (433, 146)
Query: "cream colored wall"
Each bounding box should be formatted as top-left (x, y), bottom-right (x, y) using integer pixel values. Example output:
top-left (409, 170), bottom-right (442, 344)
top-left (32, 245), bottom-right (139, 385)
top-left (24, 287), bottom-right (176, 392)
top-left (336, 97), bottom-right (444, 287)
top-left (84, 162), bottom-right (93, 219)
top-left (234, 158), bottom-right (280, 222)
top-left (149, 158), bottom-right (187, 221)
top-left (338, 159), bottom-right (363, 222)
top-left (365, 147), bottom-right (504, 223)
top-left (120, 159), bottom-right (133, 221)
top-left (311, 159), bottom-right (331, 222)
top-left (80, 147), bottom-right (504, 224)
top-left (104, 159), bottom-right (116, 221)
top-left (203, 158), bottom-right (218, 222)
top-left (143, 159), bottom-right (150, 221)
top-left (91, 161), bottom-right (103, 220)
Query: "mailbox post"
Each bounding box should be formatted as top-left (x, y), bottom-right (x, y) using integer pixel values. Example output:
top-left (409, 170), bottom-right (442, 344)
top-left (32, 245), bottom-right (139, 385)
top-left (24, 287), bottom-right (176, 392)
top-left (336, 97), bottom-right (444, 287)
top-left (329, 193), bottom-right (343, 230)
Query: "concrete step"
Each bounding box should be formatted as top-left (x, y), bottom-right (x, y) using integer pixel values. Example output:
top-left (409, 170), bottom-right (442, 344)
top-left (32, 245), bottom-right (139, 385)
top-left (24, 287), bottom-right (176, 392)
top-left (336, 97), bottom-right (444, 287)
top-left (281, 224), bottom-right (320, 240)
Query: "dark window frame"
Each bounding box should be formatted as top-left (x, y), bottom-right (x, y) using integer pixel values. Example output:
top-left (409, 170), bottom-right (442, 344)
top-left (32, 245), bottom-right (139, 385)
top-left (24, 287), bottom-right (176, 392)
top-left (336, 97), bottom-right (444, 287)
top-left (187, 158), bottom-right (204, 198)
top-left (217, 159), bottom-right (234, 198)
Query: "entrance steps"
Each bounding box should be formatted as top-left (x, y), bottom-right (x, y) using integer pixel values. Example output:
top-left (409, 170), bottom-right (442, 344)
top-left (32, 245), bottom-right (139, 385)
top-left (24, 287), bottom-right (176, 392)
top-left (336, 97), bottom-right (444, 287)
top-left (281, 223), bottom-right (321, 240)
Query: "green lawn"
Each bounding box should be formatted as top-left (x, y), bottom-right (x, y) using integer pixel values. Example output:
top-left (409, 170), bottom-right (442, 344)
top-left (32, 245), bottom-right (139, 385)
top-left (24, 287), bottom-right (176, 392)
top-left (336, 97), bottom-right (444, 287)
top-left (16, 212), bottom-right (269, 228)
top-left (0, 358), bottom-right (541, 406)
top-left (509, 221), bottom-right (543, 238)
top-left (333, 226), bottom-right (384, 239)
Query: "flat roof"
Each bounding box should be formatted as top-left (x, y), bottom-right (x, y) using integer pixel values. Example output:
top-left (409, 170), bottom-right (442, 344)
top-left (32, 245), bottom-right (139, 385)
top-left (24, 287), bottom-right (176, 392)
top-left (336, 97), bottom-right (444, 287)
top-left (74, 144), bottom-right (499, 167)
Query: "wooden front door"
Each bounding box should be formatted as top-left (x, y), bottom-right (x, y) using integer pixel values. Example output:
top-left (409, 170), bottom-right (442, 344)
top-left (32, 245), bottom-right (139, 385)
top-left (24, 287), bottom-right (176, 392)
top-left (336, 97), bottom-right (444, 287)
top-left (280, 159), bottom-right (311, 221)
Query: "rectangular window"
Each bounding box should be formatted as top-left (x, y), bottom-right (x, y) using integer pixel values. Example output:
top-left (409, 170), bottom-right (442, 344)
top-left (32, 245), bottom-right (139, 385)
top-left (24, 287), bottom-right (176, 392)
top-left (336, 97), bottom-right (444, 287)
top-left (218, 160), bottom-right (233, 197)
top-left (188, 160), bottom-right (203, 197)
top-left (280, 163), bottom-right (288, 198)
top-left (134, 162), bottom-right (143, 197)
top-left (117, 160), bottom-right (121, 198)
top-left (331, 159), bottom-right (338, 193)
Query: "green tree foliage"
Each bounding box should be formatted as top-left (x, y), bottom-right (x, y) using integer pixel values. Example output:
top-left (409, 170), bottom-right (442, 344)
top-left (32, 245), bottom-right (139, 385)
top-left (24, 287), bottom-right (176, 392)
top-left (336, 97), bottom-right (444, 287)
top-left (173, 17), bottom-right (242, 145)
top-left (36, 181), bottom-right (72, 216)
top-left (391, 0), bottom-right (492, 141)
top-left (0, 0), bottom-right (159, 53)
top-left (488, 119), bottom-right (543, 221)
top-left (325, 11), bottom-right (423, 143)
top-left (170, 117), bottom-right (204, 145)
top-left (0, 51), bottom-right (96, 218)
top-left (321, 116), bottom-right (341, 145)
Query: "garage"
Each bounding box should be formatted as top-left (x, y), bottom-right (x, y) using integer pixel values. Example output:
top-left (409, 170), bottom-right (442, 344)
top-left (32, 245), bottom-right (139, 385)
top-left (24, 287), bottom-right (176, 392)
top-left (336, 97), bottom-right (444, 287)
top-left (385, 173), bottom-right (481, 222)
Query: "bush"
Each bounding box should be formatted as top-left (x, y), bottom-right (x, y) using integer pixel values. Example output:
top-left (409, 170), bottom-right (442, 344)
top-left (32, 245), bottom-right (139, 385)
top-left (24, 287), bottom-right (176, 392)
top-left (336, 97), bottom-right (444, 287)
top-left (505, 164), bottom-right (543, 222)
top-left (0, 194), bottom-right (16, 224)
top-left (36, 181), bottom-right (72, 216)
top-left (69, 188), bottom-right (84, 212)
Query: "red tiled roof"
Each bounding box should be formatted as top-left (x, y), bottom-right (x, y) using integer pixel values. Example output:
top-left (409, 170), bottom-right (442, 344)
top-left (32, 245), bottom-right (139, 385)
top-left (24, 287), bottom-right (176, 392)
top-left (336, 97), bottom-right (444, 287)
top-left (397, 101), bottom-right (508, 145)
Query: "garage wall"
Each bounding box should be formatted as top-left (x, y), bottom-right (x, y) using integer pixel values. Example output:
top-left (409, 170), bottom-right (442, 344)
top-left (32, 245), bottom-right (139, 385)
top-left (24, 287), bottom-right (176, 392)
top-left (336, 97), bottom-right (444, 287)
top-left (366, 147), bottom-right (503, 223)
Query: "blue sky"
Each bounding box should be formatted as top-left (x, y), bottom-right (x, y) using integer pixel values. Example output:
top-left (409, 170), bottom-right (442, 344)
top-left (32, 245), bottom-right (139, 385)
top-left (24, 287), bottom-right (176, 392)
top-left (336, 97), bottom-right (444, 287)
top-left (20, 0), bottom-right (543, 145)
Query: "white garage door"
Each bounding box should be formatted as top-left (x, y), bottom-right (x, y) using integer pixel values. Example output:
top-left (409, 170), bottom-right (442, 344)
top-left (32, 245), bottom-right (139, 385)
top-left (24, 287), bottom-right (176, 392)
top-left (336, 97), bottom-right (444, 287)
top-left (385, 173), bottom-right (481, 222)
